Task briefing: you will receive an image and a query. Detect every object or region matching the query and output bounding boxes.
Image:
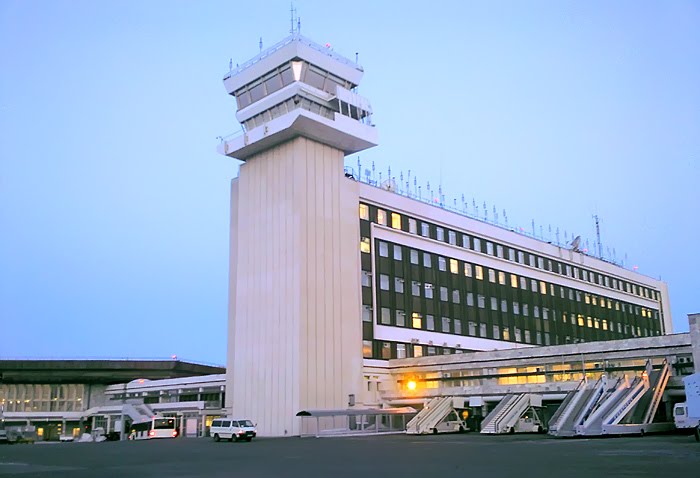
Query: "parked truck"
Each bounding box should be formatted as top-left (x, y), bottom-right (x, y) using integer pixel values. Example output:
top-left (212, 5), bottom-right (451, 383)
top-left (675, 373), bottom-right (700, 442)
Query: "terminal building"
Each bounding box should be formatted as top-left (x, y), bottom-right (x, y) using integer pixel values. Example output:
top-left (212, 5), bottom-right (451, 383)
top-left (217, 33), bottom-right (675, 436)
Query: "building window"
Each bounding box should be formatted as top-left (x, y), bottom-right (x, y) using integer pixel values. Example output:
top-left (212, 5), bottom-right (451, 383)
top-left (513, 302), bottom-right (520, 315)
top-left (486, 242), bottom-right (494, 255)
top-left (464, 263), bottom-right (472, 277)
top-left (540, 281), bottom-right (547, 295)
top-left (436, 227), bottom-right (445, 241)
top-left (524, 330), bottom-right (531, 344)
top-left (450, 259), bottom-right (459, 274)
top-left (490, 297), bottom-right (498, 310)
top-left (391, 213), bottom-right (401, 230)
top-left (514, 328), bottom-right (522, 342)
top-left (442, 317), bottom-right (451, 333)
top-left (410, 249), bottom-right (419, 264)
top-left (477, 294), bottom-right (485, 309)
top-left (497, 245), bottom-right (504, 258)
top-left (359, 203), bottom-right (369, 220)
top-left (453, 289), bottom-right (460, 304)
top-left (517, 251), bottom-right (525, 264)
top-left (381, 342), bottom-right (392, 359)
top-left (533, 306), bottom-right (540, 318)
top-left (412, 313), bottom-right (422, 329)
top-left (421, 222), bottom-right (430, 237)
top-left (501, 299), bottom-right (508, 312)
top-left (363, 340), bottom-right (372, 358)
top-left (423, 253), bottom-right (432, 268)
top-left (396, 343), bottom-right (407, 359)
top-left (426, 315), bottom-right (435, 331)
top-left (378, 241), bottom-right (388, 257)
top-left (462, 235), bottom-right (470, 248)
top-left (531, 279), bottom-right (537, 292)
top-left (380, 307), bottom-right (391, 325)
top-left (503, 327), bottom-right (510, 341)
top-left (468, 321), bottom-right (477, 336)
top-left (424, 283), bottom-right (434, 299)
top-left (440, 286), bottom-right (448, 301)
top-left (412, 281), bottom-right (421, 296)
top-left (528, 255), bottom-right (535, 267)
top-left (454, 319), bottom-right (462, 335)
top-left (523, 304), bottom-right (529, 316)
top-left (511, 274), bottom-right (518, 288)
top-left (361, 271), bottom-right (371, 287)
top-left (475, 265), bottom-right (483, 280)
top-left (393, 246), bottom-right (402, 261)
top-left (394, 277), bottom-right (404, 294)
top-left (520, 277), bottom-right (527, 290)
top-left (413, 345), bottom-right (423, 357)
top-left (543, 308), bottom-right (549, 320)
top-left (408, 218), bottom-right (417, 234)
top-left (493, 326), bottom-right (501, 339)
top-left (438, 256), bottom-right (447, 271)
top-left (467, 292), bottom-right (474, 307)
top-left (498, 271), bottom-right (506, 285)
top-left (360, 237), bottom-right (370, 253)
top-left (473, 238), bottom-right (481, 252)
top-left (488, 269), bottom-right (496, 283)
top-left (377, 209), bottom-right (387, 226)
top-left (448, 230), bottom-right (456, 245)
top-left (362, 305), bottom-right (372, 322)
top-left (379, 274), bottom-right (390, 290)
top-left (537, 257), bottom-right (544, 269)
top-left (396, 310), bottom-right (406, 326)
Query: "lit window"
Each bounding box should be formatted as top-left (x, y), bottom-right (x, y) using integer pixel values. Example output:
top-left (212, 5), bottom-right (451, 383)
top-left (423, 253), bottom-right (431, 268)
top-left (359, 204), bottom-right (369, 220)
top-left (379, 274), bottom-right (390, 290)
top-left (511, 274), bottom-right (518, 288)
top-left (412, 313), bottom-right (422, 329)
top-left (592, 296), bottom-right (598, 306)
top-left (393, 246), bottom-right (402, 261)
top-left (391, 213), bottom-right (401, 230)
top-left (360, 237), bottom-right (370, 254)
top-left (464, 263), bottom-right (472, 277)
top-left (413, 345), bottom-right (423, 357)
top-left (587, 317), bottom-right (593, 328)
top-left (436, 227), bottom-right (444, 241)
top-left (498, 271), bottom-right (506, 285)
top-left (540, 281), bottom-right (547, 295)
top-left (450, 259), bottom-right (459, 274)
top-left (378, 241), bottom-right (388, 257)
top-left (602, 319), bottom-right (608, 331)
top-left (585, 293), bottom-right (591, 304)
top-left (503, 327), bottom-right (510, 341)
top-left (488, 269), bottom-right (496, 283)
top-left (408, 218), bottom-right (417, 234)
top-left (377, 209), bottom-right (386, 225)
top-left (394, 277), bottom-right (404, 293)
top-left (438, 256), bottom-right (447, 271)
top-left (475, 265), bottom-right (483, 280)
top-left (448, 230), bottom-right (456, 245)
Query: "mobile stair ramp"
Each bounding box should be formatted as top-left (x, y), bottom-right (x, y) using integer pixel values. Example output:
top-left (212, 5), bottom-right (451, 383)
top-left (405, 397), bottom-right (465, 435)
top-left (548, 376), bottom-right (608, 437)
top-left (480, 394), bottom-right (542, 434)
top-left (601, 359), bottom-right (673, 436)
top-left (121, 403), bottom-right (156, 423)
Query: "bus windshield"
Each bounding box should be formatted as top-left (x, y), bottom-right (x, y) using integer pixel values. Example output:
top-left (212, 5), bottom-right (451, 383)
top-left (154, 419), bottom-right (175, 429)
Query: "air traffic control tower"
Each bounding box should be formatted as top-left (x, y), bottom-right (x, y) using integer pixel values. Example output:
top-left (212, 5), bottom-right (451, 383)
top-left (217, 34), bottom-right (378, 436)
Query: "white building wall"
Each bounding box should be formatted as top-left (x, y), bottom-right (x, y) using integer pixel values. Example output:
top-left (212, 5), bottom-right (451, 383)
top-left (227, 136), bottom-right (362, 436)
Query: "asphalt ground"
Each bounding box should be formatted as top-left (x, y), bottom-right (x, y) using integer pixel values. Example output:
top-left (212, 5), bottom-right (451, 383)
top-left (1, 432), bottom-right (699, 478)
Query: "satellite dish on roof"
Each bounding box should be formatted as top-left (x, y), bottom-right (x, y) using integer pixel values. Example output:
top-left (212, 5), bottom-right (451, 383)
top-left (571, 235), bottom-right (582, 252)
top-left (381, 179), bottom-right (397, 192)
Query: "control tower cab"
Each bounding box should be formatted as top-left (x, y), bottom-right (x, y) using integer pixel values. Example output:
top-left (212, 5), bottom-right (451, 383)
top-left (218, 34), bottom-right (377, 160)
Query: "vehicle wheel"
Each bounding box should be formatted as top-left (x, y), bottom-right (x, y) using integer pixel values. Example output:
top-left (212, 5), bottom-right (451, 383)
top-left (694, 427), bottom-right (699, 442)
top-left (233, 436), bottom-right (239, 442)
top-left (537, 426), bottom-right (543, 434)
top-left (509, 427), bottom-right (515, 434)
top-left (458, 425), bottom-right (465, 433)
top-left (214, 434), bottom-right (220, 442)
top-left (245, 437), bottom-right (252, 442)
top-left (432, 428), bottom-right (438, 435)
top-left (228, 437), bottom-right (233, 442)
top-left (640, 429), bottom-right (645, 437)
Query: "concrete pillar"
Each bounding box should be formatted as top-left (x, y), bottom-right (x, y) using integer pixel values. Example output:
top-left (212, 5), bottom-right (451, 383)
top-left (688, 313), bottom-right (700, 370)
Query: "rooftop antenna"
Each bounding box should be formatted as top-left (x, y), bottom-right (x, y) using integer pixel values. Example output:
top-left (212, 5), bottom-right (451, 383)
top-left (259, 37), bottom-right (263, 52)
top-left (593, 214), bottom-right (602, 259)
top-left (290, 3), bottom-right (297, 34)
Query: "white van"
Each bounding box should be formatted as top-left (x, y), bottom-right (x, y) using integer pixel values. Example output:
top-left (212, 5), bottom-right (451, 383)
top-left (210, 418), bottom-right (257, 442)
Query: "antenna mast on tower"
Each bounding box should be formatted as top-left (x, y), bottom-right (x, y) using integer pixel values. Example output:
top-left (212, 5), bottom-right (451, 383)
top-left (593, 214), bottom-right (602, 259)
top-left (290, 3), bottom-right (298, 35)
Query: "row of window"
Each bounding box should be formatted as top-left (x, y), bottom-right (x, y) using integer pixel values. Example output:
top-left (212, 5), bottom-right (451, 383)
top-left (359, 203), bottom-right (661, 303)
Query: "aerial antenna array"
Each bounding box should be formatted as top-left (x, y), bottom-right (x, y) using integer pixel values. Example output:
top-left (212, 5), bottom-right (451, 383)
top-left (290, 3), bottom-right (301, 35)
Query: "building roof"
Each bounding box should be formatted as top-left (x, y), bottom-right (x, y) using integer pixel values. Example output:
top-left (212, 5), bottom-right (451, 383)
top-left (0, 359), bottom-right (225, 385)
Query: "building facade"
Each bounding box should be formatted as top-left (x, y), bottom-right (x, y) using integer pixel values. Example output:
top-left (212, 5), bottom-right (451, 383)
top-left (218, 33), bottom-right (672, 436)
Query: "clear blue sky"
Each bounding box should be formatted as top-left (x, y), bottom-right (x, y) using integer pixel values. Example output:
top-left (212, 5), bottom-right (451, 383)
top-left (1, 1), bottom-right (698, 365)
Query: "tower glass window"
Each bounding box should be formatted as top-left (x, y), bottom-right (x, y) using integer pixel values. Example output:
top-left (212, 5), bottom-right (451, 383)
top-left (391, 213), bottom-right (401, 230)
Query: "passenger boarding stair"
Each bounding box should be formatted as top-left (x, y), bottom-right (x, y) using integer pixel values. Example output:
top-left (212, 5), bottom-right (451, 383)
top-left (405, 397), bottom-right (465, 435)
top-left (480, 394), bottom-right (543, 434)
top-left (121, 403), bottom-right (156, 424)
top-left (549, 360), bottom-right (672, 437)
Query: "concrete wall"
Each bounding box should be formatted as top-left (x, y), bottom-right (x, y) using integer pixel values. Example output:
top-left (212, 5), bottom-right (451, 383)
top-left (689, 313), bottom-right (700, 367)
top-left (226, 136), bottom-right (362, 436)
